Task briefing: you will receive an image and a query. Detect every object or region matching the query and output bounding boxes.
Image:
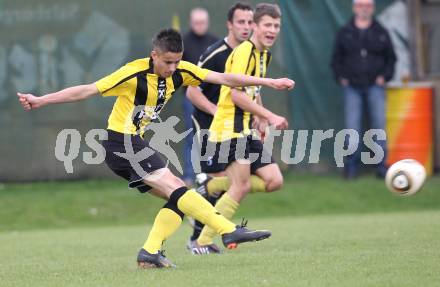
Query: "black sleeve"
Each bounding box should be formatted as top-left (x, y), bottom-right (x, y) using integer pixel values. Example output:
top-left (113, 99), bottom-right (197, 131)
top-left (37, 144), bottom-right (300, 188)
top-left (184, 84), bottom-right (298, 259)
top-left (209, 34), bottom-right (219, 45)
top-left (330, 29), bottom-right (347, 82)
top-left (198, 56), bottom-right (218, 91)
top-left (380, 30), bottom-right (397, 82)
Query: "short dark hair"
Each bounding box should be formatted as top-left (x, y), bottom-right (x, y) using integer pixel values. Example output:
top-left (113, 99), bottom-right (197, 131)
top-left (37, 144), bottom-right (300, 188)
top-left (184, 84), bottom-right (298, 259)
top-left (227, 2), bottom-right (253, 22)
top-left (152, 28), bottom-right (183, 53)
top-left (254, 3), bottom-right (281, 24)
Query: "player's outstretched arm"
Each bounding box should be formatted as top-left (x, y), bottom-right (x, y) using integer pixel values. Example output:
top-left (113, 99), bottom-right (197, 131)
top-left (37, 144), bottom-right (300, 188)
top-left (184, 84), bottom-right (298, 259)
top-left (231, 89), bottom-right (288, 130)
top-left (17, 83), bottom-right (99, 111)
top-left (186, 86), bottom-right (217, 116)
top-left (204, 71), bottom-right (295, 91)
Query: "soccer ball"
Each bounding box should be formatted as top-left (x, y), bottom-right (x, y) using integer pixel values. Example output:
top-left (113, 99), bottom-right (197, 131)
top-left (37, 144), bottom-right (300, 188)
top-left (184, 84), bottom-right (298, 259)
top-left (385, 159), bottom-right (426, 196)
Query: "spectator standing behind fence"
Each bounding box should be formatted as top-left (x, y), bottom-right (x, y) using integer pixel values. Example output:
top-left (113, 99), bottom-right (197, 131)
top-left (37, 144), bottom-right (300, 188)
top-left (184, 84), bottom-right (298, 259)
top-left (182, 7), bottom-right (218, 185)
top-left (331, 0), bottom-right (396, 179)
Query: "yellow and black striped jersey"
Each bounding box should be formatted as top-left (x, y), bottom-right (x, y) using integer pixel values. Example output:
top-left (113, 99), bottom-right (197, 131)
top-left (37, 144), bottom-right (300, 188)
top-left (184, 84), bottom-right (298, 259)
top-left (209, 40), bottom-right (271, 142)
top-left (194, 39), bottom-right (233, 130)
top-left (96, 57), bottom-right (209, 135)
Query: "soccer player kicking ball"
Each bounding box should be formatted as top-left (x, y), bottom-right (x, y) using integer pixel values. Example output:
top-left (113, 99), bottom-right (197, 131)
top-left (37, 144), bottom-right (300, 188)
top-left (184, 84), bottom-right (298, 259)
top-left (192, 4), bottom-right (292, 251)
top-left (17, 28), bottom-right (294, 269)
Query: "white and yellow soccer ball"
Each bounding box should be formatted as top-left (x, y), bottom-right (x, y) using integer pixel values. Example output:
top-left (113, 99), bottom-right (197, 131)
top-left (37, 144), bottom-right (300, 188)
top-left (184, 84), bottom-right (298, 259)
top-left (385, 159), bottom-right (426, 196)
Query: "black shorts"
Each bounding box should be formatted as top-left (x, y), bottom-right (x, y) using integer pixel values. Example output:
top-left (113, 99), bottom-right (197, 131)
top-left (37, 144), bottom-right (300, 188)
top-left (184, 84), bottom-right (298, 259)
top-left (102, 130), bottom-right (166, 193)
top-left (192, 116), bottom-right (226, 173)
top-left (202, 135), bottom-right (275, 174)
top-left (198, 132), bottom-right (227, 173)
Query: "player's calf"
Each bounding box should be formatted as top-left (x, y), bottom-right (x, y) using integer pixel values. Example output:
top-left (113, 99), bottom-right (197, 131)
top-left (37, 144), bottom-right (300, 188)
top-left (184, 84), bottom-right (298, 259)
top-left (255, 164), bottom-right (284, 192)
top-left (265, 174), bottom-right (283, 192)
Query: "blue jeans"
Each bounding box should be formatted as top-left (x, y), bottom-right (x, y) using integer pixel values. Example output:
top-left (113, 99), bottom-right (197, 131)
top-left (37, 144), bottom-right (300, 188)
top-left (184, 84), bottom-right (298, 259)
top-left (182, 95), bottom-right (195, 182)
top-left (343, 85), bottom-right (387, 176)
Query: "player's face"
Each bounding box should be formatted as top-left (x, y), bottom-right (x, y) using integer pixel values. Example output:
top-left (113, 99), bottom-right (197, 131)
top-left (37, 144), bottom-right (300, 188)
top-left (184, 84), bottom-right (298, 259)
top-left (228, 9), bottom-right (254, 43)
top-left (151, 50), bottom-right (183, 78)
top-left (253, 15), bottom-right (281, 48)
top-left (353, 0), bottom-right (375, 20)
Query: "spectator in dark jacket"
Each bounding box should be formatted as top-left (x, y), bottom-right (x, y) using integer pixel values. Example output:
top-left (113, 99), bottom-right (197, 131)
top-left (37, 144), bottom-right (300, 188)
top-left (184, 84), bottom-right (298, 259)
top-left (331, 0), bottom-right (396, 179)
top-left (183, 8), bottom-right (218, 64)
top-left (181, 8), bottom-right (218, 184)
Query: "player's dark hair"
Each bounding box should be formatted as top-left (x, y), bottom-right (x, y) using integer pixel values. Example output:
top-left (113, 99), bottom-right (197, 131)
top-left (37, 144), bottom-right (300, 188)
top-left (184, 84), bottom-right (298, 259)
top-left (227, 2), bottom-right (253, 22)
top-left (152, 28), bottom-right (184, 53)
top-left (254, 3), bottom-right (281, 24)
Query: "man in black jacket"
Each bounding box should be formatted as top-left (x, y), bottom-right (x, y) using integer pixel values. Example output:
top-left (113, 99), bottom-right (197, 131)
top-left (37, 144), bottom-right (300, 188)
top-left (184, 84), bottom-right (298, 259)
top-left (331, 0), bottom-right (396, 179)
top-left (181, 8), bottom-right (218, 185)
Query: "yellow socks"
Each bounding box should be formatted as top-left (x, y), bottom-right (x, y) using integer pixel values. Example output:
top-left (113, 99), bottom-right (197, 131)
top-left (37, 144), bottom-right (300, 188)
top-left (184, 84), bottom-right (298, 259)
top-left (206, 176), bottom-right (230, 196)
top-left (143, 207), bottom-right (183, 254)
top-left (250, 175), bottom-right (266, 193)
top-left (206, 175), bottom-right (266, 195)
top-left (197, 193), bottom-right (239, 245)
top-left (175, 188), bottom-right (236, 235)
top-left (195, 176), bottom-right (264, 245)
top-left (143, 186), bottom-right (242, 254)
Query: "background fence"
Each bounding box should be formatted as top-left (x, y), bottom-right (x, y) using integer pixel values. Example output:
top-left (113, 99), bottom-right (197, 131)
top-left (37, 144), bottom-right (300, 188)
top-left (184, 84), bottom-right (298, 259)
top-left (0, 0), bottom-right (419, 181)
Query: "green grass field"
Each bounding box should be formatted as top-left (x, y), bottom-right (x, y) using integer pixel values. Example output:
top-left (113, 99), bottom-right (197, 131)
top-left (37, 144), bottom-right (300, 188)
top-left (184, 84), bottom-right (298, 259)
top-left (1, 173), bottom-right (440, 286)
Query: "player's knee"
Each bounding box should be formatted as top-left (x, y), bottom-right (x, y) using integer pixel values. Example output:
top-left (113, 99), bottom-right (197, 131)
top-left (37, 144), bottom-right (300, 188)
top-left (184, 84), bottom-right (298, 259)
top-left (144, 168), bottom-right (186, 191)
top-left (266, 175), bottom-right (283, 192)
